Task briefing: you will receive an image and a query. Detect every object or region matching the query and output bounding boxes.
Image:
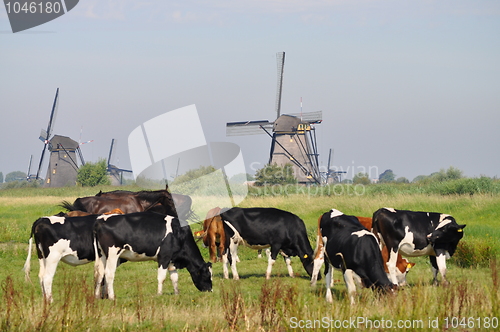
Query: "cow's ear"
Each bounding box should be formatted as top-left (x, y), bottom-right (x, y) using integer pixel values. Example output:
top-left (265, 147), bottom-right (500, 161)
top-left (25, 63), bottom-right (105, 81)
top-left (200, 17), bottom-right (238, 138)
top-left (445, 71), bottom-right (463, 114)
top-left (457, 224), bottom-right (466, 232)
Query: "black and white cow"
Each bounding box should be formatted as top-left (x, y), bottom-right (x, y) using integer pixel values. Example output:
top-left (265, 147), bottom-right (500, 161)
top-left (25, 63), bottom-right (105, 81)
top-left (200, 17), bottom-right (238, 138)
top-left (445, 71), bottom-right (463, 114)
top-left (372, 208), bottom-right (466, 286)
top-left (94, 211), bottom-right (212, 300)
top-left (24, 213), bottom-right (112, 302)
top-left (218, 207), bottom-right (315, 280)
top-left (311, 209), bottom-right (394, 304)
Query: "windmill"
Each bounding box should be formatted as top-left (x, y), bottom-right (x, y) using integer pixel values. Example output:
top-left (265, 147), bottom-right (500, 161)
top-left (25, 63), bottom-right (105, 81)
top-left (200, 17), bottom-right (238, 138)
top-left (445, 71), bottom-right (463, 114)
top-left (323, 149), bottom-right (346, 184)
top-left (35, 88), bottom-right (83, 187)
top-left (226, 52), bottom-right (323, 184)
top-left (107, 139), bottom-right (132, 185)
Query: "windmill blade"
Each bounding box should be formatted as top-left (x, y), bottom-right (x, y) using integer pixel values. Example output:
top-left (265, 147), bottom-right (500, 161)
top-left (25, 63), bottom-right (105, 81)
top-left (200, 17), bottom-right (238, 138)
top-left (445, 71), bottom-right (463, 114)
top-left (275, 52), bottom-right (285, 119)
top-left (39, 88), bottom-right (59, 142)
top-left (286, 110), bottom-right (323, 124)
top-left (107, 139), bottom-right (117, 167)
top-left (26, 155), bottom-right (33, 180)
top-left (36, 88), bottom-right (60, 179)
top-left (226, 120), bottom-right (273, 136)
top-left (327, 148), bottom-right (333, 172)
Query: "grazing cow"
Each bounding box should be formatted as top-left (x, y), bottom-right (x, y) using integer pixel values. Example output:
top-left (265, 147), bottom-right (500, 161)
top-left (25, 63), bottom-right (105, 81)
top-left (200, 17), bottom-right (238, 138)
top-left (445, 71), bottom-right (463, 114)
top-left (201, 207), bottom-right (226, 263)
top-left (356, 216), bottom-right (415, 285)
top-left (372, 208), bottom-right (466, 286)
top-left (24, 214), bottom-right (109, 302)
top-left (219, 207), bottom-right (315, 280)
top-left (94, 212), bottom-right (212, 300)
top-left (311, 209), bottom-right (394, 304)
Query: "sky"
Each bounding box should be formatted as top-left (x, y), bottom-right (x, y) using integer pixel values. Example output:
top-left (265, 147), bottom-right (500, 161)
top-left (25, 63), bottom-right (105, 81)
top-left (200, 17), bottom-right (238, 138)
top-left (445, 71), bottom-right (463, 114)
top-left (1, 0), bottom-right (499, 182)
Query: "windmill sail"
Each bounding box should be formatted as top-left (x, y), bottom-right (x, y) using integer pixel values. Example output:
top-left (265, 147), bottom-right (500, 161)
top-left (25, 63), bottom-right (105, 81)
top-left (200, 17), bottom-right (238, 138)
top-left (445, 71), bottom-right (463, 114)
top-left (36, 88), bottom-right (59, 180)
top-left (226, 120), bottom-right (273, 136)
top-left (275, 52), bottom-right (285, 119)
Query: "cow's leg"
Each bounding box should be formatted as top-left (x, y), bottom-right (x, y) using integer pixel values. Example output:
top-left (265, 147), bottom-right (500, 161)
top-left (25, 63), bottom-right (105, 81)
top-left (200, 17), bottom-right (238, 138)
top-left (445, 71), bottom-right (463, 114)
top-left (157, 264), bottom-right (168, 295)
top-left (430, 254), bottom-right (449, 286)
top-left (386, 248), bottom-right (399, 285)
top-left (266, 247), bottom-right (281, 279)
top-left (436, 253), bottom-right (449, 285)
top-left (283, 255), bottom-right (294, 278)
top-left (40, 253), bottom-right (62, 302)
top-left (168, 263), bottom-right (179, 295)
top-left (38, 258), bottom-right (47, 298)
top-left (229, 239), bottom-right (239, 280)
top-left (93, 254), bottom-right (106, 299)
top-left (209, 234), bottom-right (217, 263)
top-left (310, 244), bottom-right (324, 287)
top-left (104, 247), bottom-right (121, 300)
top-left (222, 251), bottom-right (229, 279)
top-left (325, 263), bottom-right (334, 303)
top-left (430, 255), bottom-right (439, 285)
top-left (343, 269), bottom-right (357, 305)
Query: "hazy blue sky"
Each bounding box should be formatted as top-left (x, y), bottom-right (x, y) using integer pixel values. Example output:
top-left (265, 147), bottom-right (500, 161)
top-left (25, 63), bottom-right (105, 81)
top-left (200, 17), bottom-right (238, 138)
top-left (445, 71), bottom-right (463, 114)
top-left (1, 0), bottom-right (499, 181)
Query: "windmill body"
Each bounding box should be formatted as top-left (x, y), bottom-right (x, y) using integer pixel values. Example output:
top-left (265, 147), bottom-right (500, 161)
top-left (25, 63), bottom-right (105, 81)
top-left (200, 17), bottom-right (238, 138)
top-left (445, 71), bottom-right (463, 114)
top-left (269, 115), bottom-right (320, 183)
top-left (226, 52), bottom-right (323, 184)
top-left (44, 135), bottom-right (79, 187)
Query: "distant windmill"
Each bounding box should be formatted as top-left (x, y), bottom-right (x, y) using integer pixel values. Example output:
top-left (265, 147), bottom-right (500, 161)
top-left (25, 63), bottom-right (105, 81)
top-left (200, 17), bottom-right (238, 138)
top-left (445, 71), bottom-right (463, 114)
top-left (35, 88), bottom-right (84, 187)
top-left (226, 52), bottom-right (323, 184)
top-left (323, 149), bottom-right (346, 184)
top-left (107, 139), bottom-right (132, 185)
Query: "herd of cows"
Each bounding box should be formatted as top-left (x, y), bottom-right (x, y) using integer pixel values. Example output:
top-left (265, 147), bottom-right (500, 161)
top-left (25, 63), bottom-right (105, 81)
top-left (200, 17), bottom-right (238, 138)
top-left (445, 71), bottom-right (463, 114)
top-left (22, 188), bottom-right (466, 304)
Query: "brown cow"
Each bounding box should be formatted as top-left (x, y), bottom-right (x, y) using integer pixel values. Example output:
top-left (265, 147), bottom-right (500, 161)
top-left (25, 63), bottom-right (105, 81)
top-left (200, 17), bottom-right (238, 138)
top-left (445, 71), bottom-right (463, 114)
top-left (200, 207), bottom-right (226, 263)
top-left (64, 208), bottom-right (125, 217)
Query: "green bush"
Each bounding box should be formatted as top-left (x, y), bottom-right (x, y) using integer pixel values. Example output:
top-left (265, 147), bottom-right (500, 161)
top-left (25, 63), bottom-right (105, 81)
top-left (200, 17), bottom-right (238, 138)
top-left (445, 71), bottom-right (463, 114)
top-left (254, 163), bottom-right (297, 186)
top-left (76, 159), bottom-right (111, 187)
top-left (452, 240), bottom-right (496, 268)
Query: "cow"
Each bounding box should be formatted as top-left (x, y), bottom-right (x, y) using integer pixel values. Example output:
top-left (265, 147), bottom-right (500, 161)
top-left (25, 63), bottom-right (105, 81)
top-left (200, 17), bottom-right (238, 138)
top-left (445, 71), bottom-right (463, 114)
top-left (356, 216), bottom-right (415, 286)
top-left (60, 187), bottom-right (195, 222)
top-left (372, 208), bottom-right (466, 286)
top-left (311, 209), bottom-right (394, 304)
top-left (200, 207), bottom-right (226, 263)
top-left (218, 207), bottom-right (315, 280)
top-left (24, 213), bottom-right (112, 302)
top-left (94, 211), bottom-right (212, 300)
top-left (96, 189), bottom-right (196, 222)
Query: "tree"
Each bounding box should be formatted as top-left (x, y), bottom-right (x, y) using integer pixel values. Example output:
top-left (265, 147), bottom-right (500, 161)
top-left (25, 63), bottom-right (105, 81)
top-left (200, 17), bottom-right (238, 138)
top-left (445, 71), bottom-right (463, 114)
top-left (0, 172), bottom-right (3, 183)
top-left (429, 166), bottom-right (464, 182)
top-left (396, 177), bottom-right (409, 183)
top-left (353, 172), bottom-right (371, 185)
top-left (5, 171), bottom-right (26, 182)
top-left (412, 175), bottom-right (428, 183)
top-left (77, 159), bottom-right (110, 187)
top-left (229, 173), bottom-right (254, 184)
top-left (254, 163), bottom-right (297, 186)
top-left (379, 169), bottom-right (396, 183)
top-left (170, 166), bottom-right (217, 185)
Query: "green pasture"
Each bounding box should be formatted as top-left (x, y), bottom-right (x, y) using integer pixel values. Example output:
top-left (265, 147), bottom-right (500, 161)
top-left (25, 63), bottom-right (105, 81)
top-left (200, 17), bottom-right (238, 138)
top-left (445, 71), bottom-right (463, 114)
top-left (0, 187), bottom-right (499, 331)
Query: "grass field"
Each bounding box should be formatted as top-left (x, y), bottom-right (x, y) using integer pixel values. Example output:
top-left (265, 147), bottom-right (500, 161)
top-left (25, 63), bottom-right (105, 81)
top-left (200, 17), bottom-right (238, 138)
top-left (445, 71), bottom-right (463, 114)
top-left (0, 186), bottom-right (499, 331)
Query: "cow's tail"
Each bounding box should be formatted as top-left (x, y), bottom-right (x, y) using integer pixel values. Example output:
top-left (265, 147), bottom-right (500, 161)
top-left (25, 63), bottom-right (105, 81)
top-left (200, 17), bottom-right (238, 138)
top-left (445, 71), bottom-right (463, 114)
top-left (60, 200), bottom-right (76, 211)
top-left (313, 215), bottom-right (323, 258)
top-left (371, 209), bottom-right (384, 249)
top-left (23, 237), bottom-right (33, 283)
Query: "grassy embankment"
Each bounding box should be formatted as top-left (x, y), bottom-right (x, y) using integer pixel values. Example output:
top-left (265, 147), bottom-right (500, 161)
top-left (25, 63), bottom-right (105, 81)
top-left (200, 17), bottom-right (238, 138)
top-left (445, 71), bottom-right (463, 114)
top-left (0, 186), bottom-right (499, 331)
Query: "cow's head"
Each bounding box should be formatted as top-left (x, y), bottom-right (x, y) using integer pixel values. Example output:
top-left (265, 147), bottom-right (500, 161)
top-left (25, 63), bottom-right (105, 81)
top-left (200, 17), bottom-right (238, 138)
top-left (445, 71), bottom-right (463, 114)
top-left (190, 262), bottom-right (213, 292)
top-left (427, 216), bottom-right (466, 256)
